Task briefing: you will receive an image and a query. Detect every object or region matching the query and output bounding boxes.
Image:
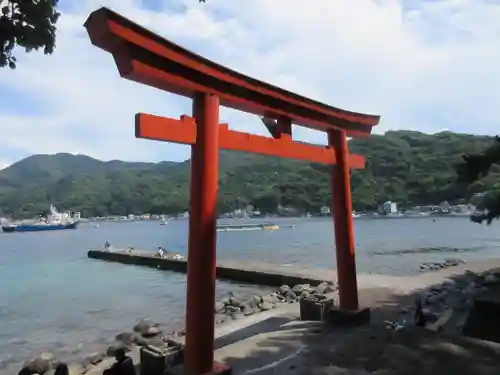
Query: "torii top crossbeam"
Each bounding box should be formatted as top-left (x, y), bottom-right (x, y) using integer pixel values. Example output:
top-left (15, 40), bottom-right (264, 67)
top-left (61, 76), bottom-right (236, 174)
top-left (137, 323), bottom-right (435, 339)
top-left (84, 7), bottom-right (380, 138)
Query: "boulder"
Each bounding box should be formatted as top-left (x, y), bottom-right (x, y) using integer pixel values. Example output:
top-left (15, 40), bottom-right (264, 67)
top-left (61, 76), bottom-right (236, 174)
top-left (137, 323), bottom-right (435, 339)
top-left (115, 332), bottom-right (137, 347)
top-left (228, 296), bottom-right (245, 307)
top-left (260, 301), bottom-right (274, 311)
top-left (133, 318), bottom-right (158, 335)
top-left (285, 290), bottom-right (298, 303)
top-left (142, 326), bottom-right (161, 338)
top-left (214, 301), bottom-right (225, 313)
top-left (292, 284), bottom-right (310, 294)
top-left (314, 281), bottom-right (332, 295)
top-left (135, 335), bottom-right (150, 346)
top-left (279, 285), bottom-right (291, 295)
top-left (262, 294), bottom-right (280, 304)
top-left (141, 335), bottom-right (166, 349)
top-left (242, 305), bottom-right (255, 316)
top-left (106, 343), bottom-right (126, 357)
top-left (67, 364), bottom-right (84, 375)
top-left (225, 305), bottom-right (240, 313)
top-left (23, 353), bottom-right (56, 374)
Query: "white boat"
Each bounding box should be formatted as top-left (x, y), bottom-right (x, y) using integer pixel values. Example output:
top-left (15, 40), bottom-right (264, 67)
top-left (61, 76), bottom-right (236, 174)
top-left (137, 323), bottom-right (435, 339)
top-left (160, 219), bottom-right (168, 225)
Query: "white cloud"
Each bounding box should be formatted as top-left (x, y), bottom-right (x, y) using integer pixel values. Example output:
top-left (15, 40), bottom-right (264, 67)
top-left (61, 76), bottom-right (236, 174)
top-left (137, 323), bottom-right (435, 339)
top-left (0, 0), bottom-right (499, 167)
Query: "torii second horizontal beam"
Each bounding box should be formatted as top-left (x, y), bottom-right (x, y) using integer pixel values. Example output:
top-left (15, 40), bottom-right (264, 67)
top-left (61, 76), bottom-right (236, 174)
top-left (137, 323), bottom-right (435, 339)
top-left (135, 113), bottom-right (365, 169)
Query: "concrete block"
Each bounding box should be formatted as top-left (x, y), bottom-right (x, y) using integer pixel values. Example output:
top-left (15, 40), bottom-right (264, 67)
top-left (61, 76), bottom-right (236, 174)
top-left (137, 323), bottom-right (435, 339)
top-left (140, 342), bottom-right (184, 375)
top-left (300, 296), bottom-right (334, 321)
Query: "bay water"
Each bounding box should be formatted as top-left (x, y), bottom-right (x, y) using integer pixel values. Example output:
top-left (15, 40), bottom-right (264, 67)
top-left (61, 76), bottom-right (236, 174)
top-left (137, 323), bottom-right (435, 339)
top-left (1, 217), bottom-right (500, 372)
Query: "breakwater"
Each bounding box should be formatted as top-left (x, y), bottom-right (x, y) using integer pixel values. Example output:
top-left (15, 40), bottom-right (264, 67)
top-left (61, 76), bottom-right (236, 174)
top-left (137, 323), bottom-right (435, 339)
top-left (87, 249), bottom-right (332, 287)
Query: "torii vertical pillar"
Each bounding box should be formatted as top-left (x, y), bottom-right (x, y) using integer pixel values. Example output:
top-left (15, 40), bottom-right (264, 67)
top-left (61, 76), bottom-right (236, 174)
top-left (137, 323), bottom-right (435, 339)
top-left (185, 93), bottom-right (227, 375)
top-left (329, 130), bottom-right (359, 311)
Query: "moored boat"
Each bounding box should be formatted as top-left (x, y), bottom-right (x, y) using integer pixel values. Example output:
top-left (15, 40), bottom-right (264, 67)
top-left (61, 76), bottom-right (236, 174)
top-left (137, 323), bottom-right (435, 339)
top-left (216, 223), bottom-right (280, 232)
top-left (2, 222), bottom-right (78, 233)
top-left (1, 205), bottom-right (80, 233)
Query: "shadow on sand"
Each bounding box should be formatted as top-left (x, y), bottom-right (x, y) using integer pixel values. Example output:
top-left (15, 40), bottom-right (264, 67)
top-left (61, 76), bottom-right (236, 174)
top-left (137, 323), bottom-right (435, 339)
top-left (215, 274), bottom-right (500, 375)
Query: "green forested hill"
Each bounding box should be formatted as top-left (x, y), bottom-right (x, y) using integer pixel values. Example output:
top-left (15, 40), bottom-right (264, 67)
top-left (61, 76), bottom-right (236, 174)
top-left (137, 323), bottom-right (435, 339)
top-left (0, 131), bottom-right (497, 218)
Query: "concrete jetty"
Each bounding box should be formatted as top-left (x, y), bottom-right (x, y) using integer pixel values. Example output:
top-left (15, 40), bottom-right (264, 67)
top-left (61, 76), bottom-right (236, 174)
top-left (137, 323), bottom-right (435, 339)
top-left (88, 249), bottom-right (500, 292)
top-left (88, 249), bottom-right (339, 287)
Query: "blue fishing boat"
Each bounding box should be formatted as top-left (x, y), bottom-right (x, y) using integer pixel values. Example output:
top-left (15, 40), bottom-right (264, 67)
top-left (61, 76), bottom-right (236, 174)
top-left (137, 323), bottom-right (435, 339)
top-left (2, 222), bottom-right (78, 233)
top-left (1, 205), bottom-right (80, 233)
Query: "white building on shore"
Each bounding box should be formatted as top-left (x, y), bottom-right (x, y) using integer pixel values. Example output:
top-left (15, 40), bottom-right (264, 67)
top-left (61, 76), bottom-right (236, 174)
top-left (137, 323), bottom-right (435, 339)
top-left (380, 201), bottom-right (398, 215)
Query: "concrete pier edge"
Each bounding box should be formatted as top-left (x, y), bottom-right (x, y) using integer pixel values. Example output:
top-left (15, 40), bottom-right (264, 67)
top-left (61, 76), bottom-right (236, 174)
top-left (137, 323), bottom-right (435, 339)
top-left (87, 249), bottom-right (331, 287)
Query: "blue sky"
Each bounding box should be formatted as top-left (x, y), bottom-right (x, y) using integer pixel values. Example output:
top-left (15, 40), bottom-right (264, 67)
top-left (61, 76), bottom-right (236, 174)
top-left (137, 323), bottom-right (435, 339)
top-left (0, 0), bottom-right (499, 169)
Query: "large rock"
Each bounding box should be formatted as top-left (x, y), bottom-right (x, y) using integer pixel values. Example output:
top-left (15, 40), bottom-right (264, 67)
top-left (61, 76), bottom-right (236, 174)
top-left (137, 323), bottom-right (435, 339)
top-left (228, 295), bottom-right (245, 307)
top-left (133, 318), bottom-right (159, 336)
top-left (242, 305), bottom-right (255, 316)
top-left (292, 284), bottom-right (310, 294)
top-left (106, 343), bottom-right (126, 357)
top-left (314, 281), bottom-right (333, 295)
top-left (23, 353), bottom-right (56, 374)
top-left (214, 301), bottom-right (225, 313)
top-left (262, 294), bottom-right (280, 304)
top-left (260, 301), bottom-right (274, 311)
top-left (67, 364), bottom-right (84, 375)
top-left (250, 295), bottom-right (262, 307)
top-left (225, 305), bottom-right (240, 313)
top-left (115, 332), bottom-right (137, 347)
top-left (142, 326), bottom-right (162, 338)
top-left (279, 285), bottom-right (291, 295)
top-left (285, 290), bottom-right (298, 303)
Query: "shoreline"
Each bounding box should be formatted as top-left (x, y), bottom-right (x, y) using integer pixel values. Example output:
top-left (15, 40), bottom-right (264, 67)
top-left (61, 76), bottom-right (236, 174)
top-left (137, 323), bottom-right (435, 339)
top-left (12, 281), bottom-right (337, 375)
top-left (9, 256), bottom-right (494, 375)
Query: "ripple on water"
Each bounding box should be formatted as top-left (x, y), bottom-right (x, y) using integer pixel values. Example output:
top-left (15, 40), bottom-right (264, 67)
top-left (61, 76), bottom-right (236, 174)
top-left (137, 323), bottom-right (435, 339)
top-left (2, 218), bottom-right (500, 373)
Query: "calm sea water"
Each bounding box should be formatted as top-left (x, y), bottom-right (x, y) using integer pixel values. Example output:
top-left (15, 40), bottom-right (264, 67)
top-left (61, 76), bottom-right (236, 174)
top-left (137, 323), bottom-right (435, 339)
top-left (1, 217), bottom-right (500, 372)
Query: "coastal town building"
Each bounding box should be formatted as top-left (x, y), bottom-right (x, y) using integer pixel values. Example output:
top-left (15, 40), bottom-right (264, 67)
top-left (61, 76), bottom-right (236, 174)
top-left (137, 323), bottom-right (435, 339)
top-left (320, 206), bottom-right (331, 215)
top-left (380, 201), bottom-right (398, 215)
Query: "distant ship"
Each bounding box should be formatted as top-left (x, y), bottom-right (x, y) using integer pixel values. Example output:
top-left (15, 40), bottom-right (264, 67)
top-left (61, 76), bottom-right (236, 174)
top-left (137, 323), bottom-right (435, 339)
top-left (216, 223), bottom-right (279, 232)
top-left (1, 205), bottom-right (80, 233)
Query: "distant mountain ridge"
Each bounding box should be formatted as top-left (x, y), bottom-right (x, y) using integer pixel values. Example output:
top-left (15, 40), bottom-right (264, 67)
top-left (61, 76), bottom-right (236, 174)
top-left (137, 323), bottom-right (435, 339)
top-left (0, 131), bottom-right (496, 217)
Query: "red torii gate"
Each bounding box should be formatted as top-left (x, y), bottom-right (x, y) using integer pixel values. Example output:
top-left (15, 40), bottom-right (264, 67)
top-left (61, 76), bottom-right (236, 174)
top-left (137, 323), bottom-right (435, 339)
top-left (85, 7), bottom-right (380, 375)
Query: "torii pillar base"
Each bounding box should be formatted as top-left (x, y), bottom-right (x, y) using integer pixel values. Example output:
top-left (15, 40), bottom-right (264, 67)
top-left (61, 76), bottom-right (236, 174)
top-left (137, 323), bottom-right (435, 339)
top-left (167, 362), bottom-right (232, 375)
